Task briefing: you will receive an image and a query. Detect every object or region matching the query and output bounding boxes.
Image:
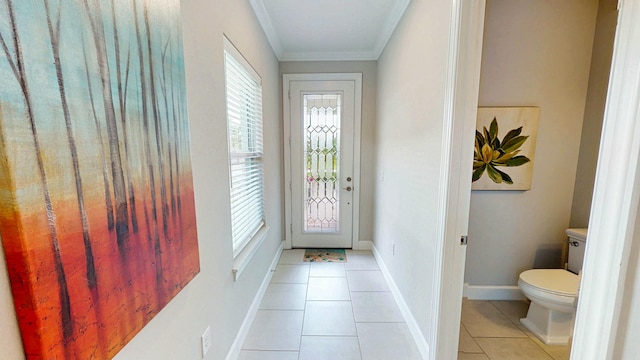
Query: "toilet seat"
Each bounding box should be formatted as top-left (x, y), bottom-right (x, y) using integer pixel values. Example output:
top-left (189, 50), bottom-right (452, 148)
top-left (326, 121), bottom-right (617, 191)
top-left (519, 269), bottom-right (579, 297)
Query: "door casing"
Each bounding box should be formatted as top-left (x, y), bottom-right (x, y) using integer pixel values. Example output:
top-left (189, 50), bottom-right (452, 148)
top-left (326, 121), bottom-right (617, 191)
top-left (282, 73), bottom-right (363, 250)
top-left (430, 1), bottom-right (486, 359)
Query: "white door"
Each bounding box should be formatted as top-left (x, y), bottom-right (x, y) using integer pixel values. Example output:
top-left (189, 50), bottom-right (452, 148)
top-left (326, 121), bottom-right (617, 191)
top-left (284, 75), bottom-right (361, 249)
top-left (434, 1), bottom-right (486, 358)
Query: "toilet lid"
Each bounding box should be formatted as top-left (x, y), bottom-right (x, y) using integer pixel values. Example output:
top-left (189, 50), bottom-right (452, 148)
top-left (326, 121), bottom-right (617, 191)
top-left (519, 269), bottom-right (580, 296)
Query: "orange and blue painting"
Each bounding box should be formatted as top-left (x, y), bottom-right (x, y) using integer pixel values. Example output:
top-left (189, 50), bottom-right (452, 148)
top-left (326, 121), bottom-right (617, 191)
top-left (0, 0), bottom-right (199, 358)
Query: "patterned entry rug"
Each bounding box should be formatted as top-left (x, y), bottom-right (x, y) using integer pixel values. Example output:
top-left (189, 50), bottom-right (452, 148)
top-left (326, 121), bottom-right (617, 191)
top-left (303, 249), bottom-right (347, 262)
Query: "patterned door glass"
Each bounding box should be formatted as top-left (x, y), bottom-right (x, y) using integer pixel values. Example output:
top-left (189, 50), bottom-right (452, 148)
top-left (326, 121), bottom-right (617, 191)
top-left (303, 94), bottom-right (341, 233)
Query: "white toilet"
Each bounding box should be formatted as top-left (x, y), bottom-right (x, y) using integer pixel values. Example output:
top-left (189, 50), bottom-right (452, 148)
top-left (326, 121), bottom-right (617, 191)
top-left (518, 228), bottom-right (587, 345)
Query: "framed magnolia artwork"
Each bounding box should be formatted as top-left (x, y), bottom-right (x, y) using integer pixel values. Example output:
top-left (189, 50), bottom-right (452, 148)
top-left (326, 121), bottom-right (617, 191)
top-left (472, 107), bottom-right (539, 191)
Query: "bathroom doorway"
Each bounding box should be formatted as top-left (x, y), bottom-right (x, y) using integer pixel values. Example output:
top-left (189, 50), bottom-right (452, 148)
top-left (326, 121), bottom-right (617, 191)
top-left (458, 0), bottom-right (618, 358)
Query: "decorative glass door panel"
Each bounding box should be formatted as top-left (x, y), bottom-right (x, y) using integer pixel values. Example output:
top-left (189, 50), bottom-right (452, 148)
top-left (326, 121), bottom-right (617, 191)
top-left (288, 79), bottom-right (356, 248)
top-left (304, 94), bottom-right (341, 233)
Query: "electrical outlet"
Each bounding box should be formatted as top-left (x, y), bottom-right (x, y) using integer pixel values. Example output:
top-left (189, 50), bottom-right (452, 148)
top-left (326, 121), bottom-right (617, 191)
top-left (392, 243), bottom-right (395, 255)
top-left (201, 326), bottom-right (211, 357)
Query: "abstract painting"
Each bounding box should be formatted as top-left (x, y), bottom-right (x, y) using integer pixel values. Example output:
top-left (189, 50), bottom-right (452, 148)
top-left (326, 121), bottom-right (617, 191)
top-left (0, 0), bottom-right (199, 358)
top-left (472, 107), bottom-right (539, 191)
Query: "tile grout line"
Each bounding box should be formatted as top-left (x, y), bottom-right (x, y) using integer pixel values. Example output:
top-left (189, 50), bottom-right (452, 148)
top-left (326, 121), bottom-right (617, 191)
top-left (269, 250), bottom-right (408, 360)
top-left (344, 251), bottom-right (366, 360)
top-left (459, 321), bottom-right (488, 358)
top-left (462, 300), bottom-right (568, 360)
top-left (297, 256), bottom-right (309, 360)
top-left (488, 301), bottom-right (563, 360)
top-left (301, 251), bottom-right (361, 359)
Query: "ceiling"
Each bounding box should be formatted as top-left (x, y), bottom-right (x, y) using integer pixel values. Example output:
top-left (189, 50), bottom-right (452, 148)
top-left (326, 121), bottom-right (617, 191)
top-left (249, 0), bottom-right (411, 61)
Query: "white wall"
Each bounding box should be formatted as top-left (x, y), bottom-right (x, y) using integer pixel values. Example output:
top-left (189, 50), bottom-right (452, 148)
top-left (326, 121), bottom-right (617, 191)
top-left (570, 0), bottom-right (617, 228)
top-left (0, 0), bottom-right (282, 359)
top-left (465, 0), bottom-right (598, 287)
top-left (279, 61), bottom-right (376, 243)
top-left (373, 0), bottom-right (452, 345)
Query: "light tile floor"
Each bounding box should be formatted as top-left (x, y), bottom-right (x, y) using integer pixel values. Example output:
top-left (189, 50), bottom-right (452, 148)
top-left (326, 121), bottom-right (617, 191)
top-left (459, 299), bottom-right (572, 360)
top-left (240, 249), bottom-right (422, 360)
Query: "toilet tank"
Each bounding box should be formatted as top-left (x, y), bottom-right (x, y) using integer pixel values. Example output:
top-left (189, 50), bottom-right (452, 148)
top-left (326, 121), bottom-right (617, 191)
top-left (566, 228), bottom-right (588, 274)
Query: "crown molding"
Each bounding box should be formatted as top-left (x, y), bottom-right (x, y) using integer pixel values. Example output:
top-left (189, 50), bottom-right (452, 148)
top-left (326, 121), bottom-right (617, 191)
top-left (279, 50), bottom-right (379, 62)
top-left (373, 0), bottom-right (412, 59)
top-left (250, 0), bottom-right (410, 61)
top-left (248, 0), bottom-right (283, 58)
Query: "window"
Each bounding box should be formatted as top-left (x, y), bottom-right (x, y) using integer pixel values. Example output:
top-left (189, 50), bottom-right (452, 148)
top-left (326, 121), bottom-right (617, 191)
top-left (224, 37), bottom-right (265, 258)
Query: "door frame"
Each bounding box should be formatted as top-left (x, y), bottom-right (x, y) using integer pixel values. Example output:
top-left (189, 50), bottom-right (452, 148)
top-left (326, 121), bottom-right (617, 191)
top-left (282, 73), bottom-right (363, 250)
top-left (571, 0), bottom-right (640, 358)
top-left (439, 0), bottom-right (640, 358)
top-left (431, 0), bottom-right (486, 359)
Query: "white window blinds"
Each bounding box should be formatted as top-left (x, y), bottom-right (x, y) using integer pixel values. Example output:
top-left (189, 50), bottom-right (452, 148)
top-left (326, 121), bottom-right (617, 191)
top-left (224, 38), bottom-right (265, 257)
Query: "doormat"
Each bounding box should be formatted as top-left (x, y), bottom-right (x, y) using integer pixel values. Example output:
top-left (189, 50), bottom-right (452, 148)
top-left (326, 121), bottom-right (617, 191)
top-left (303, 249), bottom-right (347, 262)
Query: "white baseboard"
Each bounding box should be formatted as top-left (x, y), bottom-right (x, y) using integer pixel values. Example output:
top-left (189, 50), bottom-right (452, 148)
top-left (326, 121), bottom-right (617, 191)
top-left (225, 241), bottom-right (284, 360)
top-left (372, 245), bottom-right (429, 359)
top-left (271, 240), bottom-right (285, 271)
top-left (463, 283), bottom-right (526, 301)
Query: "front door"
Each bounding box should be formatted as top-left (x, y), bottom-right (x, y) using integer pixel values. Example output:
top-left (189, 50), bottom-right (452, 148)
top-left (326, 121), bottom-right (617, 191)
top-left (284, 75), bottom-right (361, 248)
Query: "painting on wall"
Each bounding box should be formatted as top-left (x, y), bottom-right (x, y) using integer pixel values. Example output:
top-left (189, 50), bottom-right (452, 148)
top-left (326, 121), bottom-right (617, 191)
top-left (472, 107), bottom-right (539, 191)
top-left (0, 0), bottom-right (199, 358)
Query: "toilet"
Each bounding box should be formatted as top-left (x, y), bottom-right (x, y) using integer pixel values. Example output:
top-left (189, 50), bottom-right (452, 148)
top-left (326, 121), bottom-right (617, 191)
top-left (518, 228), bottom-right (587, 345)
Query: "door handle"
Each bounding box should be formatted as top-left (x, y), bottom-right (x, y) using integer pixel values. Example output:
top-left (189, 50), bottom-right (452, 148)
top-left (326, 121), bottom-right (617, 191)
top-left (344, 186), bottom-right (352, 191)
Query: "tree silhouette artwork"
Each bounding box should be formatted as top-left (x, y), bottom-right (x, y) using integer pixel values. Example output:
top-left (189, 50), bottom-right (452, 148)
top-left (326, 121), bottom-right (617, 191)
top-left (0, 1), bottom-right (199, 358)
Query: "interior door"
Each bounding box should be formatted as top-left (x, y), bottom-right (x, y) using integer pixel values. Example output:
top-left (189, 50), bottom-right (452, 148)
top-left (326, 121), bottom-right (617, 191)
top-left (288, 80), bottom-right (356, 248)
top-left (435, 1), bottom-right (486, 358)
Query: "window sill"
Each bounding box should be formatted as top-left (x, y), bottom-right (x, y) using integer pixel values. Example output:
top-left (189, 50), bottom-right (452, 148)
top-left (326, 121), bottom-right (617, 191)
top-left (232, 226), bottom-right (269, 281)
